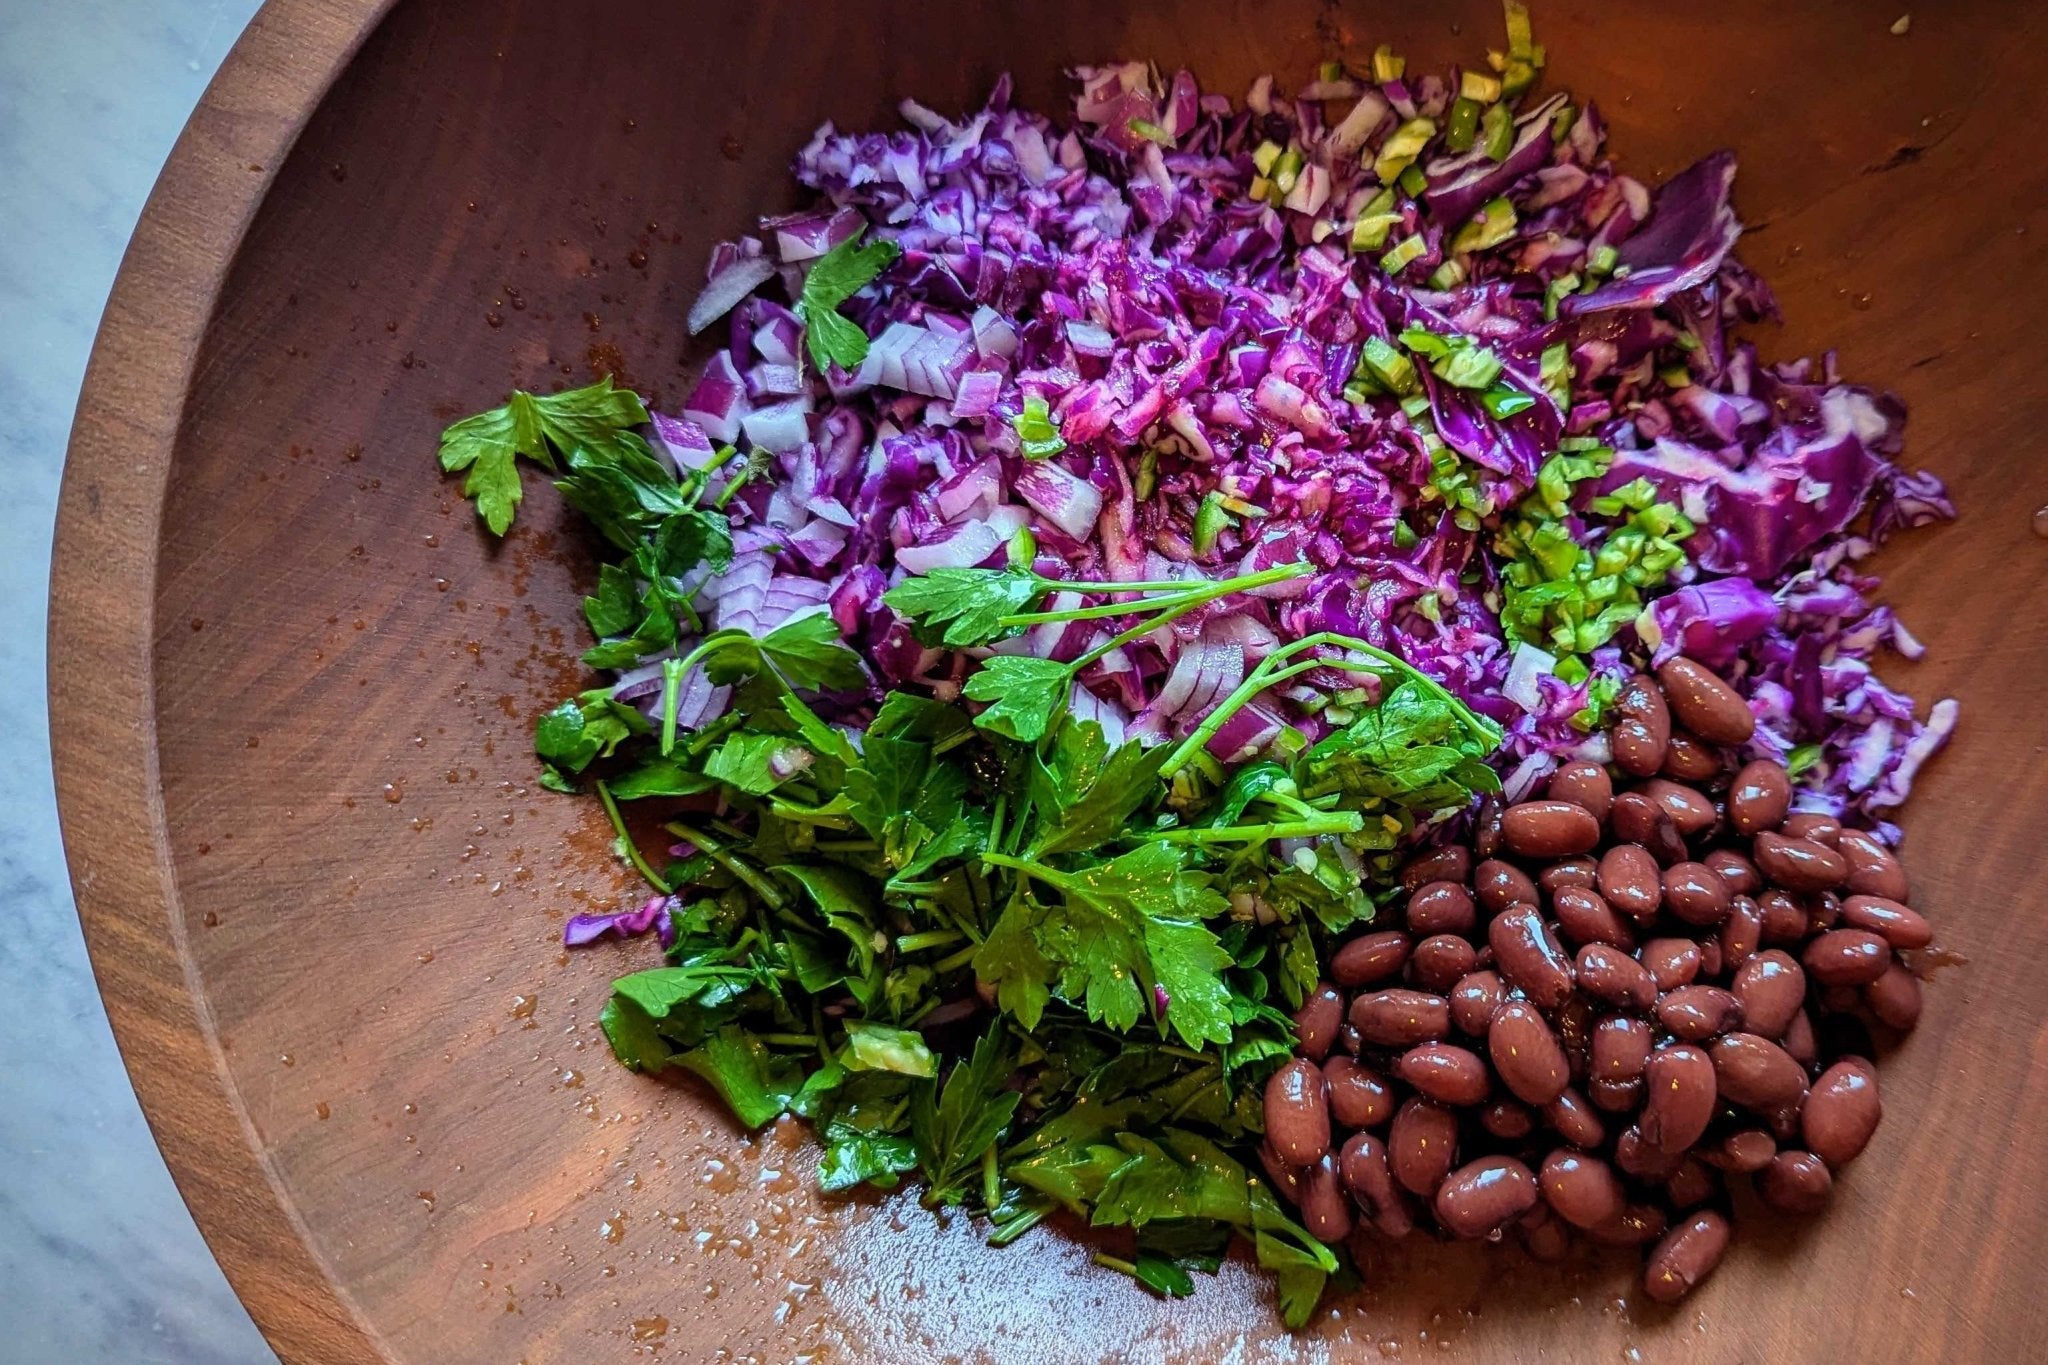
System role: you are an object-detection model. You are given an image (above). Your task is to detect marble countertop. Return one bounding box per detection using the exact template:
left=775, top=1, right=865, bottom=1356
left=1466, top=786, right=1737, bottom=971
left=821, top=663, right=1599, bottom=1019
left=0, top=1, right=274, bottom=1360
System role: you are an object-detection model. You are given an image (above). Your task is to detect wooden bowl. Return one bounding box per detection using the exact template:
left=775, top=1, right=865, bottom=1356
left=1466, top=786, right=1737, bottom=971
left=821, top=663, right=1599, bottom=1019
left=50, top=0, right=2048, bottom=1359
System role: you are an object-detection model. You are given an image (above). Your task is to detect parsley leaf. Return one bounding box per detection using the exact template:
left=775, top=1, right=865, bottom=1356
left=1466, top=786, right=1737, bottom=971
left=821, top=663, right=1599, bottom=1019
left=961, top=655, right=1071, bottom=742
left=757, top=612, right=867, bottom=692
left=702, top=731, right=814, bottom=794
left=882, top=567, right=1045, bottom=648
left=676, top=1025, right=801, bottom=1129
left=534, top=691, right=647, bottom=773
left=796, top=232, right=901, bottom=372
left=438, top=377, right=649, bottom=534
left=911, top=1025, right=1022, bottom=1205
left=844, top=1019, right=938, bottom=1078
left=1028, top=724, right=1168, bottom=857
left=1012, top=393, right=1066, bottom=460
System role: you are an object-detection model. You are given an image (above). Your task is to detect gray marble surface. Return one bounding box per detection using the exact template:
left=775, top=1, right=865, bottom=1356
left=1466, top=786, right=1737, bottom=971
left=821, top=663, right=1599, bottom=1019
left=0, top=1, right=275, bottom=1360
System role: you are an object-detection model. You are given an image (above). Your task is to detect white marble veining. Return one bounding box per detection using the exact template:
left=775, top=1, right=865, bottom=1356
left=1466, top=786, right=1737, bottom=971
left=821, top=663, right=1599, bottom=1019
left=0, top=2, right=274, bottom=1360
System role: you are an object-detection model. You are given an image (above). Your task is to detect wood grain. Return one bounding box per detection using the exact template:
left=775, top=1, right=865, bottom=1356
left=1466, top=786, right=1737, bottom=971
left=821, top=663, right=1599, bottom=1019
left=49, top=0, right=2048, bottom=1361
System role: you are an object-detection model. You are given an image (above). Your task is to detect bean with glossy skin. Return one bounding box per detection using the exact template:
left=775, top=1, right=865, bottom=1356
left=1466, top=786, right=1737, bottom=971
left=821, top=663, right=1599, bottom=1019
left=1407, top=880, right=1477, bottom=937
left=1475, top=858, right=1540, bottom=915
left=1803, top=929, right=1891, bottom=986
left=1866, top=963, right=1924, bottom=1031
left=1698, top=937, right=1725, bottom=978
left=1756, top=890, right=1809, bottom=944
left=1661, top=731, right=1724, bottom=782
left=1838, top=827, right=1910, bottom=900
left=1434, top=1157, right=1539, bottom=1238
left=1663, top=861, right=1733, bottom=926
left=1730, top=950, right=1805, bottom=1038
left=1840, top=894, right=1933, bottom=950
left=1656, top=986, right=1744, bottom=1041
left=1547, top=760, right=1614, bottom=821
left=1720, top=895, right=1763, bottom=970
left=1576, top=944, right=1657, bottom=1011
left=1585, top=1203, right=1669, bottom=1248
left=1553, top=886, right=1635, bottom=950
left=1592, top=1015, right=1653, bottom=1083
left=1258, top=1141, right=1302, bottom=1201
left=1590, top=1077, right=1643, bottom=1113
left=1544, top=1087, right=1606, bottom=1150
left=1332, top=931, right=1413, bottom=987
left=1759, top=1150, right=1833, bottom=1213
left=1783, top=812, right=1843, bottom=845
left=1615, top=1125, right=1688, bottom=1180
left=1704, top=848, right=1762, bottom=897
left=1481, top=1099, right=1535, bottom=1139
left=1598, top=844, right=1664, bottom=919
left=1539, top=857, right=1599, bottom=897
left=1640, top=937, right=1701, bottom=991
left=1338, top=1132, right=1413, bottom=1238
left=1503, top=800, right=1602, bottom=858
left=1804, top=1060, right=1882, bottom=1166
left=1666, top=1159, right=1719, bottom=1211
left=1518, top=1202, right=1574, bottom=1262
left=1264, top=1059, right=1331, bottom=1165
left=1292, top=983, right=1345, bottom=1061
left=1350, top=988, right=1452, bottom=1046
left=1611, top=792, right=1684, bottom=864
left=1489, top=906, right=1574, bottom=1009
left=1641, top=1044, right=1716, bottom=1152
left=1705, top=1129, right=1777, bottom=1173
left=1644, top=1210, right=1732, bottom=1303
left=1728, top=760, right=1792, bottom=836
left=1400, top=844, right=1472, bottom=893
left=1396, top=1043, right=1491, bottom=1106
left=1323, top=1056, right=1396, bottom=1129
left=1296, top=1153, right=1352, bottom=1242
left=1410, top=934, right=1478, bottom=993
left=1754, top=831, right=1848, bottom=892
left=1641, top=779, right=1716, bottom=837
left=1806, top=890, right=1842, bottom=936
left=1389, top=1098, right=1459, bottom=1197
left=1712, top=1032, right=1810, bottom=1110
left=1538, top=1151, right=1625, bottom=1229
left=1612, top=718, right=1669, bottom=777
left=1488, top=1001, right=1569, bottom=1105
left=1782, top=1010, right=1818, bottom=1067
left=1472, top=795, right=1504, bottom=861
left=1449, top=971, right=1506, bottom=1036
left=1658, top=658, right=1756, bottom=743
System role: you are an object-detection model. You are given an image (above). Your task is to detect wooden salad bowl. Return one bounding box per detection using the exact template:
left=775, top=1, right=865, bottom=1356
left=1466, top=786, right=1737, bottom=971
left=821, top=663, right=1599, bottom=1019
left=49, top=0, right=2048, bottom=1359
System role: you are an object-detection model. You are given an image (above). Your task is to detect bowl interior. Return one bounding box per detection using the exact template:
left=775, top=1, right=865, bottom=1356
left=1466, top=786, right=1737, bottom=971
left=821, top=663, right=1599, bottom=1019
left=88, top=0, right=2048, bottom=1359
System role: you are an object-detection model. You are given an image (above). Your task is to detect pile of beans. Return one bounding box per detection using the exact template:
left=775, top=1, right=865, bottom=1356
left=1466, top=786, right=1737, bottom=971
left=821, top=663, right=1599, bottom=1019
left=1263, top=658, right=1926, bottom=1304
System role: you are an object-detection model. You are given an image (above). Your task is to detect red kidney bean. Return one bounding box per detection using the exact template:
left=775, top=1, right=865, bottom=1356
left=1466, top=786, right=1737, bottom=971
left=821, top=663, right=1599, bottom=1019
left=1759, top=1150, right=1833, bottom=1214
left=1575, top=944, right=1657, bottom=1012
left=1639, top=937, right=1701, bottom=991
left=1839, top=894, right=1932, bottom=950
left=1410, top=934, right=1478, bottom=993
left=1547, top=760, right=1614, bottom=821
left=1585, top=1203, right=1669, bottom=1248
left=1720, top=895, right=1763, bottom=970
left=1658, top=658, right=1756, bottom=744
left=1641, top=1043, right=1716, bottom=1151
left=1865, top=963, right=1924, bottom=1032
left=1332, top=931, right=1413, bottom=987
left=1400, top=844, right=1472, bottom=893
left=1818, top=983, right=1863, bottom=1015
left=1589, top=1077, right=1643, bottom=1112
left=1661, top=731, right=1724, bottom=783
left=1481, top=1099, right=1535, bottom=1140
left=1656, top=986, right=1744, bottom=1041
left=1727, top=759, right=1792, bottom=836
left=1543, top=1087, right=1605, bottom=1150
left=1706, top=1128, right=1777, bottom=1174
left=1782, top=812, right=1843, bottom=846
left=1473, top=794, right=1505, bottom=861
left=1597, top=844, right=1664, bottom=920
left=1640, top=779, right=1717, bottom=837
left=1712, top=1032, right=1810, bottom=1110
left=1338, top=1132, right=1413, bottom=1238
left=1292, top=982, right=1345, bottom=1061
left=1323, top=1055, right=1396, bottom=1130
left=1806, top=890, right=1843, bottom=936
left=1754, top=831, right=1848, bottom=892
left=1258, top=1140, right=1303, bottom=1200
left=1756, top=890, right=1809, bottom=945
left=1488, top=1001, right=1570, bottom=1105
left=1337, top=1022, right=1363, bottom=1056
left=1644, top=1210, right=1732, bottom=1303
left=1538, top=1150, right=1625, bottom=1229
left=1698, top=937, right=1725, bottom=978
left=1665, top=1157, right=1719, bottom=1210
left=1350, top=988, right=1451, bottom=1047
left=1474, top=859, right=1539, bottom=915
left=1434, top=1157, right=1538, bottom=1238
left=1407, top=880, right=1477, bottom=937
left=1555, top=994, right=1595, bottom=1067
left=1539, top=857, right=1599, bottom=897
left=1615, top=1125, right=1688, bottom=1180
left=1297, top=1152, right=1352, bottom=1242
left=1264, top=1059, right=1331, bottom=1165
left=1518, top=1202, right=1574, bottom=1262
left=1609, top=792, right=1681, bottom=864
left=1837, top=827, right=1909, bottom=901
left=1503, top=800, right=1603, bottom=859
left=1611, top=718, right=1667, bottom=778
left=1802, top=929, right=1891, bottom=986
left=1389, top=1098, right=1458, bottom=1197
left=1489, top=906, right=1575, bottom=1009
left=1703, top=848, right=1762, bottom=897
left=1449, top=970, right=1506, bottom=1036
left=1782, top=1010, right=1818, bottom=1068
left=1592, top=1015, right=1653, bottom=1083
left=1662, top=861, right=1733, bottom=927
left=1396, top=1043, right=1491, bottom=1106
left=1615, top=673, right=1672, bottom=744
left=1730, top=950, right=1806, bottom=1039
left=1553, top=886, right=1635, bottom=951
left=1803, top=1060, right=1882, bottom=1166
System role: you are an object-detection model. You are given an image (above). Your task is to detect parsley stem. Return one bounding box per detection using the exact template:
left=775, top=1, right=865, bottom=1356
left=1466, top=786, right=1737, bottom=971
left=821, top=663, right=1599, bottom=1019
left=1001, top=561, right=1312, bottom=631
left=1067, top=563, right=1313, bottom=677
left=712, top=468, right=756, bottom=510
left=1143, top=813, right=1364, bottom=843
left=682, top=444, right=741, bottom=505
left=659, top=656, right=685, bottom=755
left=1092, top=1252, right=1140, bottom=1276
left=976, top=851, right=1067, bottom=891
left=666, top=821, right=785, bottom=910
left=594, top=779, right=673, bottom=893
left=981, top=1144, right=1002, bottom=1213
left=758, top=1032, right=818, bottom=1048
left=932, top=942, right=980, bottom=974
left=896, top=930, right=962, bottom=953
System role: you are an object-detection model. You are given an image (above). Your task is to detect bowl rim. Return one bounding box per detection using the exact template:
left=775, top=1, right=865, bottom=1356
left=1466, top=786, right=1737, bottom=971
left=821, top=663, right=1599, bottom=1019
left=47, top=0, right=400, bottom=1358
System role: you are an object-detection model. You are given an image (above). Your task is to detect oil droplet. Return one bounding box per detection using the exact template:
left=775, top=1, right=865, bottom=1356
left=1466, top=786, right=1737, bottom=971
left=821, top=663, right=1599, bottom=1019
left=600, top=1212, right=627, bottom=1243
left=423, top=533, right=439, bottom=548
left=417, top=1190, right=437, bottom=1211
left=511, top=994, right=538, bottom=1019
left=315, top=1102, right=331, bottom=1120
left=417, top=950, right=435, bottom=965
left=632, top=1316, right=669, bottom=1341
left=562, top=1069, right=585, bottom=1088
left=2032, top=505, right=2048, bottom=539
left=202, top=911, right=220, bottom=927
left=627, top=249, right=649, bottom=269
left=189, top=617, right=204, bottom=631
left=279, top=1054, right=295, bottom=1067
left=383, top=782, right=404, bottom=804
left=485, top=312, right=503, bottom=328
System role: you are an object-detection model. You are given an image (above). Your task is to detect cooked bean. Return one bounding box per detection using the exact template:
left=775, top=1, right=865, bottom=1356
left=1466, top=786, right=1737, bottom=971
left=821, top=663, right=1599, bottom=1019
left=1658, top=658, right=1755, bottom=744
left=1584, top=1202, right=1669, bottom=1248
left=1539, top=857, right=1599, bottom=897
left=1332, top=930, right=1413, bottom=987
left=1837, top=828, right=1909, bottom=901
left=1323, top=1055, right=1396, bottom=1129
left=1400, top=844, right=1472, bottom=893
left=1396, top=1043, right=1491, bottom=1106
left=1705, top=1128, right=1776, bottom=1173
left=1503, top=800, right=1602, bottom=858
left=1612, top=718, right=1670, bottom=778
left=1644, top=1210, right=1732, bottom=1303
left=1518, top=1201, right=1574, bottom=1262
left=1730, top=950, right=1806, bottom=1038
left=1543, top=1087, right=1605, bottom=1150
left=1803, top=929, right=1891, bottom=986
left=1598, top=844, right=1664, bottom=920
left=1589, top=1077, right=1643, bottom=1112
left=1292, top=982, right=1345, bottom=1061
left=1754, top=831, right=1848, bottom=892
left=1547, top=760, right=1614, bottom=821
left=1488, top=1001, right=1570, bottom=1105
left=1592, top=1015, right=1654, bottom=1083
left=1804, top=1060, right=1882, bottom=1166
left=1726, top=760, right=1793, bottom=838
left=1661, top=731, right=1724, bottom=782
left=1555, top=994, right=1595, bottom=1063
left=1756, top=889, right=1810, bottom=945
left=1641, top=1043, right=1716, bottom=1151
left=1264, top=1059, right=1331, bottom=1165
left=1337, top=1022, right=1363, bottom=1056
left=1389, top=1098, right=1458, bottom=1197
left=1449, top=970, right=1506, bottom=1036
left=1610, top=791, right=1688, bottom=865
left=1481, top=1099, right=1535, bottom=1139
left=1576, top=944, right=1658, bottom=1011
left=1703, top=847, right=1762, bottom=897
left=1474, top=858, right=1540, bottom=915
left=1258, top=1140, right=1302, bottom=1199
left=1865, top=963, right=1924, bottom=1031
left=1538, top=1150, right=1625, bottom=1229
left=1698, top=936, right=1725, bottom=978
left=1553, top=886, right=1635, bottom=951
left=1759, top=1150, right=1833, bottom=1213
left=1297, top=1152, right=1353, bottom=1242
left=1407, top=880, right=1477, bottom=937
left=1434, top=1157, right=1539, bottom=1238
left=1712, top=1032, right=1809, bottom=1110
left=1489, top=906, right=1575, bottom=1008
left=1819, top=983, right=1863, bottom=1015
left=1782, top=812, right=1843, bottom=846
left=1410, top=934, right=1478, bottom=993
left=1640, top=778, right=1717, bottom=837
left=1615, top=1125, right=1687, bottom=1180
left=1839, top=894, right=1932, bottom=950
left=1656, top=985, right=1744, bottom=1041
left=1663, top=861, right=1733, bottom=926
left=1338, top=1132, right=1413, bottom=1238
left=1782, top=1010, right=1818, bottom=1067
left=1664, top=1157, right=1719, bottom=1210
left=1473, top=794, right=1505, bottom=861
left=1640, top=937, right=1701, bottom=991
left=1350, top=988, right=1451, bottom=1046
left=1807, top=890, right=1842, bottom=935
left=1720, top=895, right=1763, bottom=970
